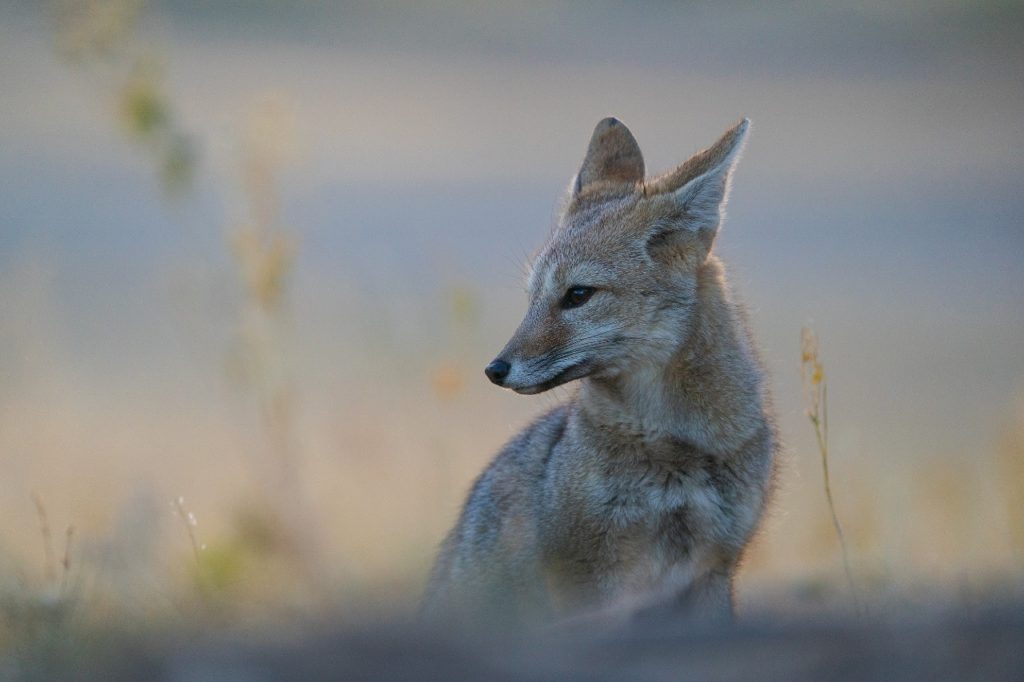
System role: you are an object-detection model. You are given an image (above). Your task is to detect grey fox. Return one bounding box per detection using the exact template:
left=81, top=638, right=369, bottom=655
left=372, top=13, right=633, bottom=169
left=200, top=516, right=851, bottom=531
left=422, top=117, right=777, bottom=629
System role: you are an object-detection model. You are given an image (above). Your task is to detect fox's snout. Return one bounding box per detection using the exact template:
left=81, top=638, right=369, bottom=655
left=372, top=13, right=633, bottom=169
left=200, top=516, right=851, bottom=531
left=484, top=358, right=511, bottom=386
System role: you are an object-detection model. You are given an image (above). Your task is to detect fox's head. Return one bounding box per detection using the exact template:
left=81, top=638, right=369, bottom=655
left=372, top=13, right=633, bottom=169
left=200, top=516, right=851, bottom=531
left=485, top=117, right=749, bottom=393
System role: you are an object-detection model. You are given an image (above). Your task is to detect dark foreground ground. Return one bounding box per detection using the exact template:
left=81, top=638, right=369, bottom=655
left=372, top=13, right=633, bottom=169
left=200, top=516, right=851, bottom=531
left=12, top=604, right=1024, bottom=681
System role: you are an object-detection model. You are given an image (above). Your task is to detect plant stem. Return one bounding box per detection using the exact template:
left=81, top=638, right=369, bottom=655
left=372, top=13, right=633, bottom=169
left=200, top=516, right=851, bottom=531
left=810, top=385, right=860, bottom=613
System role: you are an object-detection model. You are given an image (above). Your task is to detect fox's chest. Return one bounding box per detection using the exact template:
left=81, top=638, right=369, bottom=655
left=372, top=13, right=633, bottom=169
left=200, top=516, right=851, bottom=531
left=601, top=461, right=731, bottom=553
left=551, top=453, right=734, bottom=556
left=542, top=460, right=730, bottom=605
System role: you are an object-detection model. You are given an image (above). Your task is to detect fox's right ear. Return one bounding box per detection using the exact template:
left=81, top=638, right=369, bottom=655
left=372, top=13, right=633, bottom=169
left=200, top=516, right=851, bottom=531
left=571, top=117, right=645, bottom=196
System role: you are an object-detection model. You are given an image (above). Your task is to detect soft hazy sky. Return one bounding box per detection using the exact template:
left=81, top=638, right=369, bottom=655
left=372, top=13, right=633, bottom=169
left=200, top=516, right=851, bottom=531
left=2, top=0, right=1022, bottom=473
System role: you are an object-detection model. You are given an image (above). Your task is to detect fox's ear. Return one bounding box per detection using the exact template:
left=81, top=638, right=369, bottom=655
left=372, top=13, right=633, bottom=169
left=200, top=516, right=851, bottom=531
left=644, top=118, right=749, bottom=261
left=572, top=117, right=645, bottom=195
left=644, top=118, right=749, bottom=199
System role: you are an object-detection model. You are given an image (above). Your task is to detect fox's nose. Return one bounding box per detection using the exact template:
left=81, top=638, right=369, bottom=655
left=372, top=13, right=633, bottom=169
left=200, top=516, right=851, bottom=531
left=484, top=359, right=511, bottom=386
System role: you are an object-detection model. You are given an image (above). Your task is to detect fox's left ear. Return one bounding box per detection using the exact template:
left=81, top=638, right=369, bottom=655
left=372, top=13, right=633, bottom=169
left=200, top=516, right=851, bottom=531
left=643, top=118, right=749, bottom=260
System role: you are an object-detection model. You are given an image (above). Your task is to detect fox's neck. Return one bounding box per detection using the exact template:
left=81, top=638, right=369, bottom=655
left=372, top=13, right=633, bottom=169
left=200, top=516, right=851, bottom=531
left=579, top=257, right=765, bottom=456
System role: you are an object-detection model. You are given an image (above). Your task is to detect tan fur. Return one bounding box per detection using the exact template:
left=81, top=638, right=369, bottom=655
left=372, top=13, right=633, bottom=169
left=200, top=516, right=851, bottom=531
left=422, top=118, right=777, bottom=631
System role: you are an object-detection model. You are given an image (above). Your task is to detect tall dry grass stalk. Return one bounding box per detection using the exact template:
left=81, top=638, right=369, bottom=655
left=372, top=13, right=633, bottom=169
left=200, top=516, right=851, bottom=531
left=53, top=1, right=324, bottom=593
left=59, top=525, right=75, bottom=597
left=29, top=494, right=76, bottom=601
left=31, top=493, right=56, bottom=586
left=225, top=99, right=330, bottom=589
left=172, top=496, right=203, bottom=568
left=801, top=326, right=859, bottom=611
left=229, top=97, right=300, bottom=495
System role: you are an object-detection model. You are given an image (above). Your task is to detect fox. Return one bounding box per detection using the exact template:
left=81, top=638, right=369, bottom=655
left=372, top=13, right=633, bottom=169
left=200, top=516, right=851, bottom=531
left=421, top=117, right=777, bottom=629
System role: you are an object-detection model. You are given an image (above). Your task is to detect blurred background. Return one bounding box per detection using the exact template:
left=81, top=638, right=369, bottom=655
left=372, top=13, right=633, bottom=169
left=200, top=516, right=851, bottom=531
left=1, top=0, right=1022, bottom=636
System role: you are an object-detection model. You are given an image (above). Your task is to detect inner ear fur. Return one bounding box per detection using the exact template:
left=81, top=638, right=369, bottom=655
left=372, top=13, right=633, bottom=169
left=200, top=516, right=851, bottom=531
left=642, top=196, right=717, bottom=265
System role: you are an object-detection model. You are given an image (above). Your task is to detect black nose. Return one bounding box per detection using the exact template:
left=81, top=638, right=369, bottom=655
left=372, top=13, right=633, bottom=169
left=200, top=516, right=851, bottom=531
left=484, top=359, right=511, bottom=385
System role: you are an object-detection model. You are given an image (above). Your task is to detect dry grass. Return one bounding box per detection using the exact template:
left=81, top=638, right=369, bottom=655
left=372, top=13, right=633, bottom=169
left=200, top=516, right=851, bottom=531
left=800, top=326, right=859, bottom=612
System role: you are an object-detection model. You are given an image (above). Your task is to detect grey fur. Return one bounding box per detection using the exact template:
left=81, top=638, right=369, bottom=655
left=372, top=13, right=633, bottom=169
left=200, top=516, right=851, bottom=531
left=422, top=118, right=777, bottom=630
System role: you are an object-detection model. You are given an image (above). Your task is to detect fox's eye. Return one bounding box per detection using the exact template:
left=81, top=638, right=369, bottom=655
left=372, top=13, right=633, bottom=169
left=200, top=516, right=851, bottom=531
left=561, top=286, right=596, bottom=309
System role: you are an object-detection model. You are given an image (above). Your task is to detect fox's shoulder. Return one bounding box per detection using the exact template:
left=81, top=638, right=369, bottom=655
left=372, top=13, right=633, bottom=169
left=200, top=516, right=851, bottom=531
left=450, top=404, right=570, bottom=554
left=460, top=404, right=568, bottom=509
left=483, top=403, right=570, bottom=481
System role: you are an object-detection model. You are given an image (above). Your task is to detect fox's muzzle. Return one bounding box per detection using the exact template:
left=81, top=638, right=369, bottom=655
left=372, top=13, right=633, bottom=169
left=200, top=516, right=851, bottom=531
left=485, top=304, right=589, bottom=393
